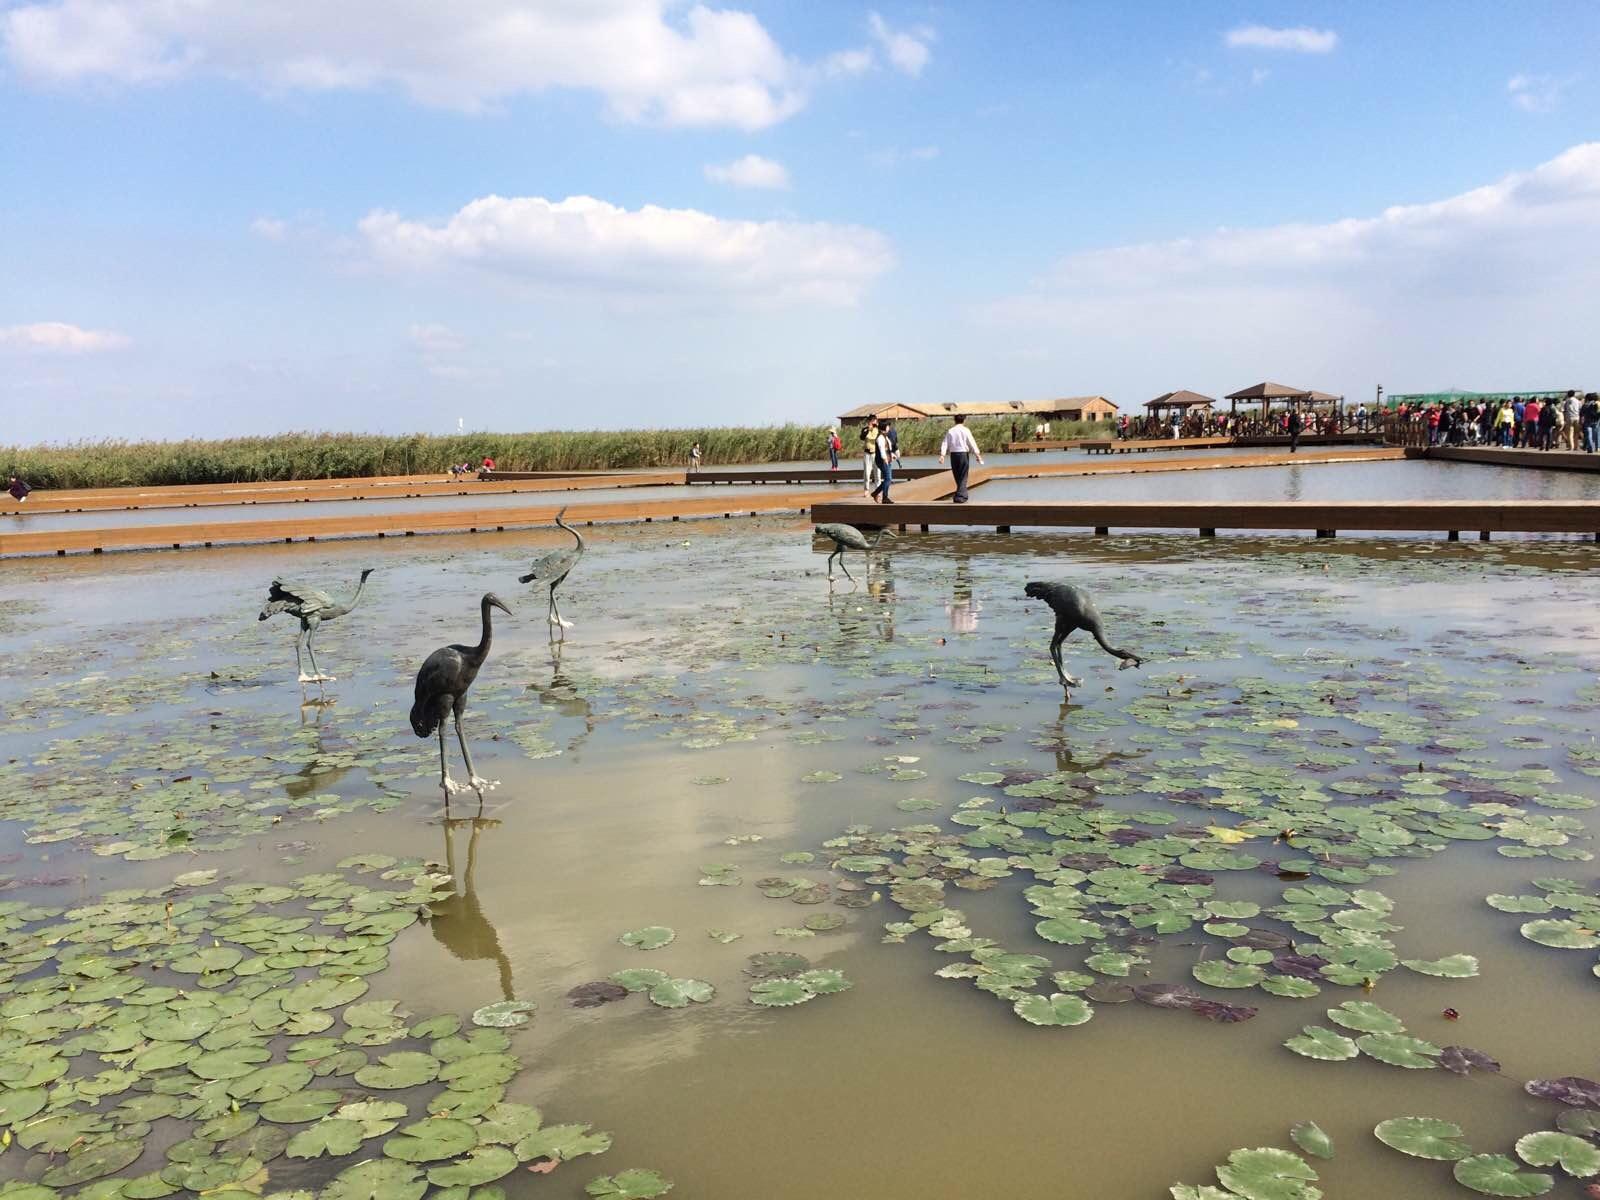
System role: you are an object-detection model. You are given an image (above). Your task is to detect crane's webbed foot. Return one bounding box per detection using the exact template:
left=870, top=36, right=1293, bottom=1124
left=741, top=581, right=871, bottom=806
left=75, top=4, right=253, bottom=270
left=298, top=673, right=317, bottom=684
left=1058, top=671, right=1082, bottom=689
left=440, top=775, right=466, bottom=796
left=1117, top=657, right=1140, bottom=671
left=310, top=673, right=337, bottom=682
left=549, top=617, right=574, bottom=629
left=468, top=775, right=498, bottom=793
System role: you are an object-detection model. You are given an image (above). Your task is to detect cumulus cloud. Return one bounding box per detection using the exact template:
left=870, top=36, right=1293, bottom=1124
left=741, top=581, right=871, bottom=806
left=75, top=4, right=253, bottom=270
left=1507, top=73, right=1568, bottom=113
left=249, top=216, right=288, bottom=240
left=704, top=153, right=790, bottom=189
left=2, top=0, right=829, bottom=128
left=408, top=323, right=465, bottom=354
left=358, top=194, right=893, bottom=307
left=980, top=143, right=1600, bottom=394
left=1225, top=25, right=1338, bottom=53
left=0, top=321, right=131, bottom=352
left=868, top=11, right=934, bottom=76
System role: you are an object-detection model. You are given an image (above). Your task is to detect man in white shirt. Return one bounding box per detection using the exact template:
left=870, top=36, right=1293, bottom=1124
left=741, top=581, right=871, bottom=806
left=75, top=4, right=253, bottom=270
left=938, top=415, right=985, bottom=503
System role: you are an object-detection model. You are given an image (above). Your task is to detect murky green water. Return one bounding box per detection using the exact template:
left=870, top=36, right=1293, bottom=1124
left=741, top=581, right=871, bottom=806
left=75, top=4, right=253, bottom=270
left=1, top=521, right=1598, bottom=1200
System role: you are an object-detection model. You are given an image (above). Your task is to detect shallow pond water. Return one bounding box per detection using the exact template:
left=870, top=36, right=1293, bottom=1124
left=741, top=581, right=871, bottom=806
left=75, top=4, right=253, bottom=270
left=1, top=521, right=1598, bottom=1200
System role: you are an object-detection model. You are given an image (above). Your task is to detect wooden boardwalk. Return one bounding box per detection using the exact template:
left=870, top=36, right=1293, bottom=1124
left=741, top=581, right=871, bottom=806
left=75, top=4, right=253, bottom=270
left=1420, top=447, right=1600, bottom=473
left=1083, top=437, right=1230, bottom=454
left=810, top=498, right=1600, bottom=539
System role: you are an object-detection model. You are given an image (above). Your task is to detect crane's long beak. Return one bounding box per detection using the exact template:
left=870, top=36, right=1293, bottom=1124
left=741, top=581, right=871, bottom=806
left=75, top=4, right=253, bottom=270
left=492, top=598, right=513, bottom=616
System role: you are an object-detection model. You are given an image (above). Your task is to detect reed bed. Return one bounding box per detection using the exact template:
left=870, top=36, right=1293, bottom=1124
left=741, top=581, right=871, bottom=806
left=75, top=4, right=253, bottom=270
left=3, top=421, right=1106, bottom=489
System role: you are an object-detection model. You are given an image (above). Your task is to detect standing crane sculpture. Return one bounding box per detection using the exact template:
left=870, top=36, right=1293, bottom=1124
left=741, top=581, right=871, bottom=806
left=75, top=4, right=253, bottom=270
left=519, top=508, right=585, bottom=633
left=258, top=568, right=374, bottom=686
left=815, top=523, right=895, bottom=582
left=1024, top=581, right=1143, bottom=696
left=410, top=593, right=513, bottom=797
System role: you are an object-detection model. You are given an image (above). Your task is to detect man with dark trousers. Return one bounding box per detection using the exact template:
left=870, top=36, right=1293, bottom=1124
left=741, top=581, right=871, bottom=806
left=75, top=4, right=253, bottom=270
left=938, top=415, right=985, bottom=503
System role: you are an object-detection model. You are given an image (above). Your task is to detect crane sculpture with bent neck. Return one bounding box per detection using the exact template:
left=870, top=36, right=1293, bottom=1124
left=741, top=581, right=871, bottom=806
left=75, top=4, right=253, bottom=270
left=258, top=568, right=374, bottom=690
left=410, top=592, right=512, bottom=800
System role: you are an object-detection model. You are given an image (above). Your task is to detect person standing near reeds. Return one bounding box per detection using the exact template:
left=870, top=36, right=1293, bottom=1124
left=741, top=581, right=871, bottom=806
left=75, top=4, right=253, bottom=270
left=689, top=442, right=702, bottom=473
left=861, top=417, right=880, bottom=497
left=939, top=415, right=984, bottom=504
left=870, top=420, right=895, bottom=504
left=826, top=428, right=841, bottom=471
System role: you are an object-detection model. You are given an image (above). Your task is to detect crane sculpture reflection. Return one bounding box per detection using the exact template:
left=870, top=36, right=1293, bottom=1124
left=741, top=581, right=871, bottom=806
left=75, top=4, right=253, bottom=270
left=1024, top=581, right=1142, bottom=697
left=410, top=593, right=512, bottom=797
left=519, top=508, right=585, bottom=633
left=815, top=522, right=894, bottom=581
left=258, top=568, right=373, bottom=685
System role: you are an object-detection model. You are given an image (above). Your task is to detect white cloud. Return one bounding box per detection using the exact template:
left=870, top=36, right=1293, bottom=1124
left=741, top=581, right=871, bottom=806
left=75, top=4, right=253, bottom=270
left=358, top=193, right=893, bottom=307
left=1, top=0, right=829, bottom=128
left=704, top=153, right=791, bottom=189
left=869, top=144, right=939, bottom=167
left=408, top=323, right=465, bottom=354
left=980, top=143, right=1600, bottom=395
left=868, top=11, right=934, bottom=77
left=1225, top=25, right=1338, bottom=53
left=0, top=321, right=131, bottom=352
left=822, top=47, right=873, bottom=78
left=1507, top=73, right=1568, bottom=113
left=249, top=216, right=288, bottom=240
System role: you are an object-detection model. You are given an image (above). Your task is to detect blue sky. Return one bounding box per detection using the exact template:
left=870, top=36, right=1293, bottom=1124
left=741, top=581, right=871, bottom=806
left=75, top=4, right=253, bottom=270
left=3, top=1, right=1597, bottom=442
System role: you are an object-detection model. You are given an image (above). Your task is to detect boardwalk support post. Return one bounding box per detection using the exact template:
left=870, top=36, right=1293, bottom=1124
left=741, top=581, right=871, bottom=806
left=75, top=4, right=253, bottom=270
left=1447, top=531, right=1459, bottom=541
left=1199, top=528, right=1216, bottom=537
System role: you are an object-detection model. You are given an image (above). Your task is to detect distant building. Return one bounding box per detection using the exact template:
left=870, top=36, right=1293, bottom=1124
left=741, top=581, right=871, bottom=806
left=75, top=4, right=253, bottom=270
left=836, top=396, right=1118, bottom=430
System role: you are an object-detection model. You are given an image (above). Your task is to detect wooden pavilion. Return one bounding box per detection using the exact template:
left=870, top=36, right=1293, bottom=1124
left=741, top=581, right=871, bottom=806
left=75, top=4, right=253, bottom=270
left=836, top=396, right=1118, bottom=430
left=1145, top=390, right=1217, bottom=421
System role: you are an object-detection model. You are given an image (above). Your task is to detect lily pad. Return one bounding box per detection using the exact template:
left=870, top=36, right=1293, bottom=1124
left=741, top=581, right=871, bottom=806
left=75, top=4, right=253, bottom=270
left=619, top=927, right=675, bottom=951
left=1520, top=919, right=1600, bottom=949
left=322, top=1158, right=427, bottom=1200
left=1452, top=1154, right=1553, bottom=1196
left=39, top=1138, right=143, bottom=1186
left=1401, top=954, right=1479, bottom=978
left=354, top=1051, right=441, bottom=1090
left=1284, top=1026, right=1358, bottom=1061
left=647, top=979, right=715, bottom=1009
left=1013, top=993, right=1093, bottom=1027
left=569, top=982, right=629, bottom=1008
left=287, top=1118, right=365, bottom=1159
left=1357, top=1032, right=1441, bottom=1069
left=1290, top=1121, right=1334, bottom=1161
left=750, top=978, right=814, bottom=1007
left=608, top=969, right=670, bottom=993
left=384, top=1118, right=479, bottom=1163
left=1374, top=1116, right=1472, bottom=1160
left=1514, top=1131, right=1600, bottom=1177
left=471, top=1001, right=535, bottom=1028
left=425, top=1146, right=519, bottom=1188
left=1214, top=1147, right=1318, bottom=1200
left=1326, top=1000, right=1405, bottom=1035
left=744, top=951, right=810, bottom=979
left=586, top=1168, right=674, bottom=1198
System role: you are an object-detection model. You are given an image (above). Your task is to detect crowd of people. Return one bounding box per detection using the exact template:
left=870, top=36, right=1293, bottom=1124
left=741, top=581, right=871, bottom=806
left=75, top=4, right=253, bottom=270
left=1392, top=392, right=1600, bottom=451
left=1114, top=406, right=1365, bottom=441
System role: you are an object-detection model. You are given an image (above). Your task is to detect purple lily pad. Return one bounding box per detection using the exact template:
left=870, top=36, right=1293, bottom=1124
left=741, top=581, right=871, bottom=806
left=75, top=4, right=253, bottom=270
left=1272, top=954, right=1330, bottom=980
left=1527, top=1078, right=1600, bottom=1108
left=1438, top=1046, right=1501, bottom=1077
left=1133, top=982, right=1204, bottom=1010
left=1236, top=929, right=1291, bottom=950
left=567, top=981, right=628, bottom=1009
left=1190, top=1000, right=1258, bottom=1023
left=1084, top=981, right=1134, bottom=1004
left=1161, top=867, right=1215, bottom=886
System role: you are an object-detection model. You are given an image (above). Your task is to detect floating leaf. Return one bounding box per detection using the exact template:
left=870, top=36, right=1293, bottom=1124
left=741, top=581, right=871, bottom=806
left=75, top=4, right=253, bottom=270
left=568, top=982, right=629, bottom=1008
left=647, top=979, right=714, bottom=1009
left=1452, top=1154, right=1553, bottom=1196
left=471, top=1001, right=535, bottom=1028
left=619, top=927, right=675, bottom=951
left=1013, top=993, right=1093, bottom=1027
left=1357, top=1032, right=1441, bottom=1069
left=354, top=1051, right=441, bottom=1090
left=1192, top=960, right=1265, bottom=989
left=1214, top=1147, right=1319, bottom=1200
left=39, top=1138, right=142, bottom=1186
left=1326, top=1000, right=1405, bottom=1035
left=1439, top=1046, right=1501, bottom=1077
left=287, top=1119, right=365, bottom=1159
left=1526, top=1078, right=1600, bottom=1108
left=1290, top=1121, right=1334, bottom=1161
left=1520, top=919, right=1600, bottom=949
left=385, top=1118, right=479, bottom=1163
left=795, top=969, right=851, bottom=996
left=585, top=1168, right=674, bottom=1198
left=1374, top=1116, right=1472, bottom=1160
left=744, top=952, right=810, bottom=979
left=322, top=1158, right=427, bottom=1200
left=1401, top=954, right=1479, bottom=978
left=425, top=1147, right=518, bottom=1188
left=608, top=969, right=669, bottom=994
left=750, top=979, right=814, bottom=1007
left=1284, top=1026, right=1358, bottom=1061
left=1515, top=1131, right=1600, bottom=1177
left=514, top=1123, right=612, bottom=1162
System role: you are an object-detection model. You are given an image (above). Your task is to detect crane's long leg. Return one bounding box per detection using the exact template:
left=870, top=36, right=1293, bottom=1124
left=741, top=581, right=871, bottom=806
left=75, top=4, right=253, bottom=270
left=1050, top=629, right=1082, bottom=691
left=295, top=630, right=312, bottom=684
left=550, top=577, right=573, bottom=630
left=305, top=626, right=334, bottom=683
left=455, top=706, right=491, bottom=793
left=437, top=723, right=462, bottom=795
left=837, top=550, right=854, bottom=582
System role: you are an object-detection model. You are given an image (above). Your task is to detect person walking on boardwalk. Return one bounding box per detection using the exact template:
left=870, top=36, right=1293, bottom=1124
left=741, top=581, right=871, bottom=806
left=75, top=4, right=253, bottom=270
left=1497, top=399, right=1516, bottom=446
left=939, top=415, right=985, bottom=504
left=1538, top=396, right=1557, bottom=451
left=689, top=442, right=702, bottom=473
left=6, top=473, right=30, bottom=503
left=1581, top=393, right=1600, bottom=454
left=870, top=419, right=896, bottom=504
left=827, top=428, right=841, bottom=471
left=1562, top=391, right=1582, bottom=451
left=1287, top=406, right=1304, bottom=453
left=861, top=416, right=880, bottom=497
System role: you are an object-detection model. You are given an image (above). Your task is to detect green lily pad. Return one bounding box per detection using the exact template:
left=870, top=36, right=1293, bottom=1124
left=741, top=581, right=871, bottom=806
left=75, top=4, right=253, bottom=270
left=321, top=1158, right=427, bottom=1200
left=334, top=1101, right=409, bottom=1137
left=471, top=1001, right=535, bottom=1028
left=1013, top=993, right=1093, bottom=1027
left=1193, top=960, right=1265, bottom=989
left=1374, top=1116, right=1472, bottom=1160
left=39, top=1138, right=143, bottom=1186
left=586, top=1168, right=674, bottom=1198
left=287, top=1118, right=365, bottom=1159
left=1284, top=1026, right=1358, bottom=1061
left=1261, top=976, right=1320, bottom=999
left=384, top=1118, right=478, bottom=1163
left=1401, top=955, right=1479, bottom=978
left=259, top=1090, right=344, bottom=1123
left=1326, top=1001, right=1405, bottom=1035
left=749, top=979, right=814, bottom=1007
left=1357, top=1033, right=1441, bottom=1069
left=1453, top=1154, right=1553, bottom=1196
left=280, top=976, right=368, bottom=1013
left=608, top=968, right=670, bottom=993
left=619, top=927, right=675, bottom=951
left=647, top=979, right=715, bottom=1009
left=1515, top=1131, right=1600, bottom=1177
left=425, top=1147, right=519, bottom=1188
left=795, top=969, right=851, bottom=995
left=354, top=1051, right=441, bottom=1090
left=1214, top=1147, right=1319, bottom=1200
left=1290, top=1121, right=1333, bottom=1161
left=1520, top=919, right=1600, bottom=949
left=514, top=1123, right=612, bottom=1162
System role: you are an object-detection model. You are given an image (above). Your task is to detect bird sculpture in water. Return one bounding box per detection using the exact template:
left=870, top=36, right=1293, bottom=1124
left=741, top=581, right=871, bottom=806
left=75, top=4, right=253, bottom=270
left=1024, top=581, right=1142, bottom=695
left=410, top=593, right=512, bottom=797
left=814, top=522, right=895, bottom=581
left=519, top=508, right=585, bottom=632
left=258, top=569, right=374, bottom=685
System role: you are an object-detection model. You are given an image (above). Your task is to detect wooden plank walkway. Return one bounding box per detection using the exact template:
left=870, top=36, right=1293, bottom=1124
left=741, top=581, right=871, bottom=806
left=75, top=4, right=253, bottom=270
left=688, top=466, right=941, bottom=485
left=1002, top=439, right=1110, bottom=453
left=1420, top=447, right=1600, bottom=473
left=0, top=470, right=688, bottom=515
left=809, top=499, right=1600, bottom=539
left=1084, top=437, right=1231, bottom=455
